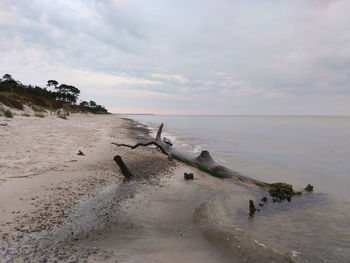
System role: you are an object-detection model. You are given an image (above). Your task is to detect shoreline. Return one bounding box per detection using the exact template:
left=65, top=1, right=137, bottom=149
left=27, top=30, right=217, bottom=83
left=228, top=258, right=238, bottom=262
left=0, top=113, right=298, bottom=262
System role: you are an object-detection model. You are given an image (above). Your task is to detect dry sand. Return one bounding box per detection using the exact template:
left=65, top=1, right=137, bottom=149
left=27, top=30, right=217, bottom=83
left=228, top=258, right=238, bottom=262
left=0, top=112, right=235, bottom=262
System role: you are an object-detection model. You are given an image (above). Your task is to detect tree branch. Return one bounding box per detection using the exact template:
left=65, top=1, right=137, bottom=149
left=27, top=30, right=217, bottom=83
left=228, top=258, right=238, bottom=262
left=111, top=141, right=170, bottom=156
left=156, top=123, right=163, bottom=141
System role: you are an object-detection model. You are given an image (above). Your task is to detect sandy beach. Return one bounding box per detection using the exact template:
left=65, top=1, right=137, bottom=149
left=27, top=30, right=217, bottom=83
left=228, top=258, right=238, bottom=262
left=0, top=113, right=242, bottom=262
left=1, top=112, right=311, bottom=263
left=0, top=113, right=170, bottom=261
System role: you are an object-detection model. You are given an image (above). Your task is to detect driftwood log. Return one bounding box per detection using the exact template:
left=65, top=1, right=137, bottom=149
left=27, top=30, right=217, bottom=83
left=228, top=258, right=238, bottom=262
left=112, top=123, right=308, bottom=200
left=113, top=155, right=134, bottom=179
left=113, top=123, right=265, bottom=185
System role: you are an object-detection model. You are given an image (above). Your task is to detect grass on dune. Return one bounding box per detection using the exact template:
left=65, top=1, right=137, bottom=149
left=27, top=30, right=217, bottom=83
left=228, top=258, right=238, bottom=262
left=34, top=112, right=45, bottom=118
left=0, top=107, right=14, bottom=118
left=31, top=105, right=46, bottom=113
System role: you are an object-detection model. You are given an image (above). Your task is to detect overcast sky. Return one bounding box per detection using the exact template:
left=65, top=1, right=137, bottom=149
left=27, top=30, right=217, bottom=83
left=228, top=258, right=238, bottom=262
left=1, top=0, right=349, bottom=115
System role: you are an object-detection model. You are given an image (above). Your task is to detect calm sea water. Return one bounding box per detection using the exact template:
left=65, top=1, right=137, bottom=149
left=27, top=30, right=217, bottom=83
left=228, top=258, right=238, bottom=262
left=124, top=115, right=350, bottom=262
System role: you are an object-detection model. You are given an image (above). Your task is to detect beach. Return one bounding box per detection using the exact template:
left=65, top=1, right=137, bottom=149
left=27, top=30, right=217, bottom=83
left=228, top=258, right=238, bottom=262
left=1, top=113, right=349, bottom=262
left=0, top=113, right=253, bottom=262
left=2, top=1, right=349, bottom=262
left=0, top=113, right=179, bottom=262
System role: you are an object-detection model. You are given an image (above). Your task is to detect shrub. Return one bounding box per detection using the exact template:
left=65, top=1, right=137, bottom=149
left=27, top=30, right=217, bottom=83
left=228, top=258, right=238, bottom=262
left=58, top=114, right=67, bottom=120
left=3, top=109, right=14, bottom=118
left=69, top=107, right=80, bottom=113
left=31, top=105, right=46, bottom=113
left=34, top=112, right=45, bottom=118
left=21, top=113, right=31, bottom=117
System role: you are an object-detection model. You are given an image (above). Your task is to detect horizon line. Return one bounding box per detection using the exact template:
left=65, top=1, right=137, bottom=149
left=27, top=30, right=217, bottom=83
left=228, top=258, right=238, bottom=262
left=113, top=113, right=350, bottom=117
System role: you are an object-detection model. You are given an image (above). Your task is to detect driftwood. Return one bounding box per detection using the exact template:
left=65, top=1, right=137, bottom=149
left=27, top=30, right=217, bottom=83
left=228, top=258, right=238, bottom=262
left=112, top=123, right=308, bottom=200
left=113, top=155, right=134, bottom=179
left=249, top=200, right=256, bottom=217
left=112, top=123, right=266, bottom=186
left=184, top=172, right=194, bottom=180
left=77, top=150, right=85, bottom=156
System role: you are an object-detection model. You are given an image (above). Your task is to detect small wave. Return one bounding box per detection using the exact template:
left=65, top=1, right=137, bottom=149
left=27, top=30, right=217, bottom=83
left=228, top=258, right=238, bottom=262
left=162, top=133, right=177, bottom=142
left=215, top=158, right=227, bottom=163
left=292, top=250, right=301, bottom=258
left=193, top=145, right=203, bottom=153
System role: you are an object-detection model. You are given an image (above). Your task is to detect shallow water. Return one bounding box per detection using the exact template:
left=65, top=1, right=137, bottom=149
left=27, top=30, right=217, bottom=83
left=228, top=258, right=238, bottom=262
left=124, top=115, right=350, bottom=262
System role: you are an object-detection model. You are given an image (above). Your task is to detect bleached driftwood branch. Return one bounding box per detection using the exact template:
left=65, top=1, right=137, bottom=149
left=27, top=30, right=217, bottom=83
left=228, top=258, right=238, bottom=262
left=112, top=123, right=313, bottom=208
left=112, top=123, right=267, bottom=187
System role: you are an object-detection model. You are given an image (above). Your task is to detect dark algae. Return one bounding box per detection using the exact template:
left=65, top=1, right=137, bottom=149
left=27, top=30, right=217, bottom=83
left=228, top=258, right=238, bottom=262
left=304, top=184, right=314, bottom=192
left=261, top=196, right=268, bottom=202
left=267, top=182, right=296, bottom=202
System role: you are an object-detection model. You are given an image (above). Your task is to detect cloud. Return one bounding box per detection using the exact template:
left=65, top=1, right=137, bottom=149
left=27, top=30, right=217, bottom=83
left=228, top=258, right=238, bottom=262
left=151, top=73, right=188, bottom=84
left=69, top=70, right=162, bottom=87
left=262, top=92, right=293, bottom=99
left=0, top=0, right=350, bottom=114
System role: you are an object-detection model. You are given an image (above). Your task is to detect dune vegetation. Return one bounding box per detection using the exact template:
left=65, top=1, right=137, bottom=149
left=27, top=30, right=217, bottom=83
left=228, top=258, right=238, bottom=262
left=0, top=73, right=109, bottom=115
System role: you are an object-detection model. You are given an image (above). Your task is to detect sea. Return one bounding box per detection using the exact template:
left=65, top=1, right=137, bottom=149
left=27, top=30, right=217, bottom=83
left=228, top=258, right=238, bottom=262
left=124, top=114, right=350, bottom=262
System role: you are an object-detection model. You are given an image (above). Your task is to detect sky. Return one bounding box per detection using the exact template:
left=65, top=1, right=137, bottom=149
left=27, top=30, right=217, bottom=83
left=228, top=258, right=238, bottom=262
left=0, top=0, right=349, bottom=115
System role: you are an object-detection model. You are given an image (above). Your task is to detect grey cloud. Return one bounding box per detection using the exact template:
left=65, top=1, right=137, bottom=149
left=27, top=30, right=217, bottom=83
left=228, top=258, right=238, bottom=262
left=0, top=0, right=349, bottom=114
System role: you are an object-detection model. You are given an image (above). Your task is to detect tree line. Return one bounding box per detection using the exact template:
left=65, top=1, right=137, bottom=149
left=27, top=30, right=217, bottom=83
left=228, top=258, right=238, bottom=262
left=0, top=74, right=108, bottom=113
